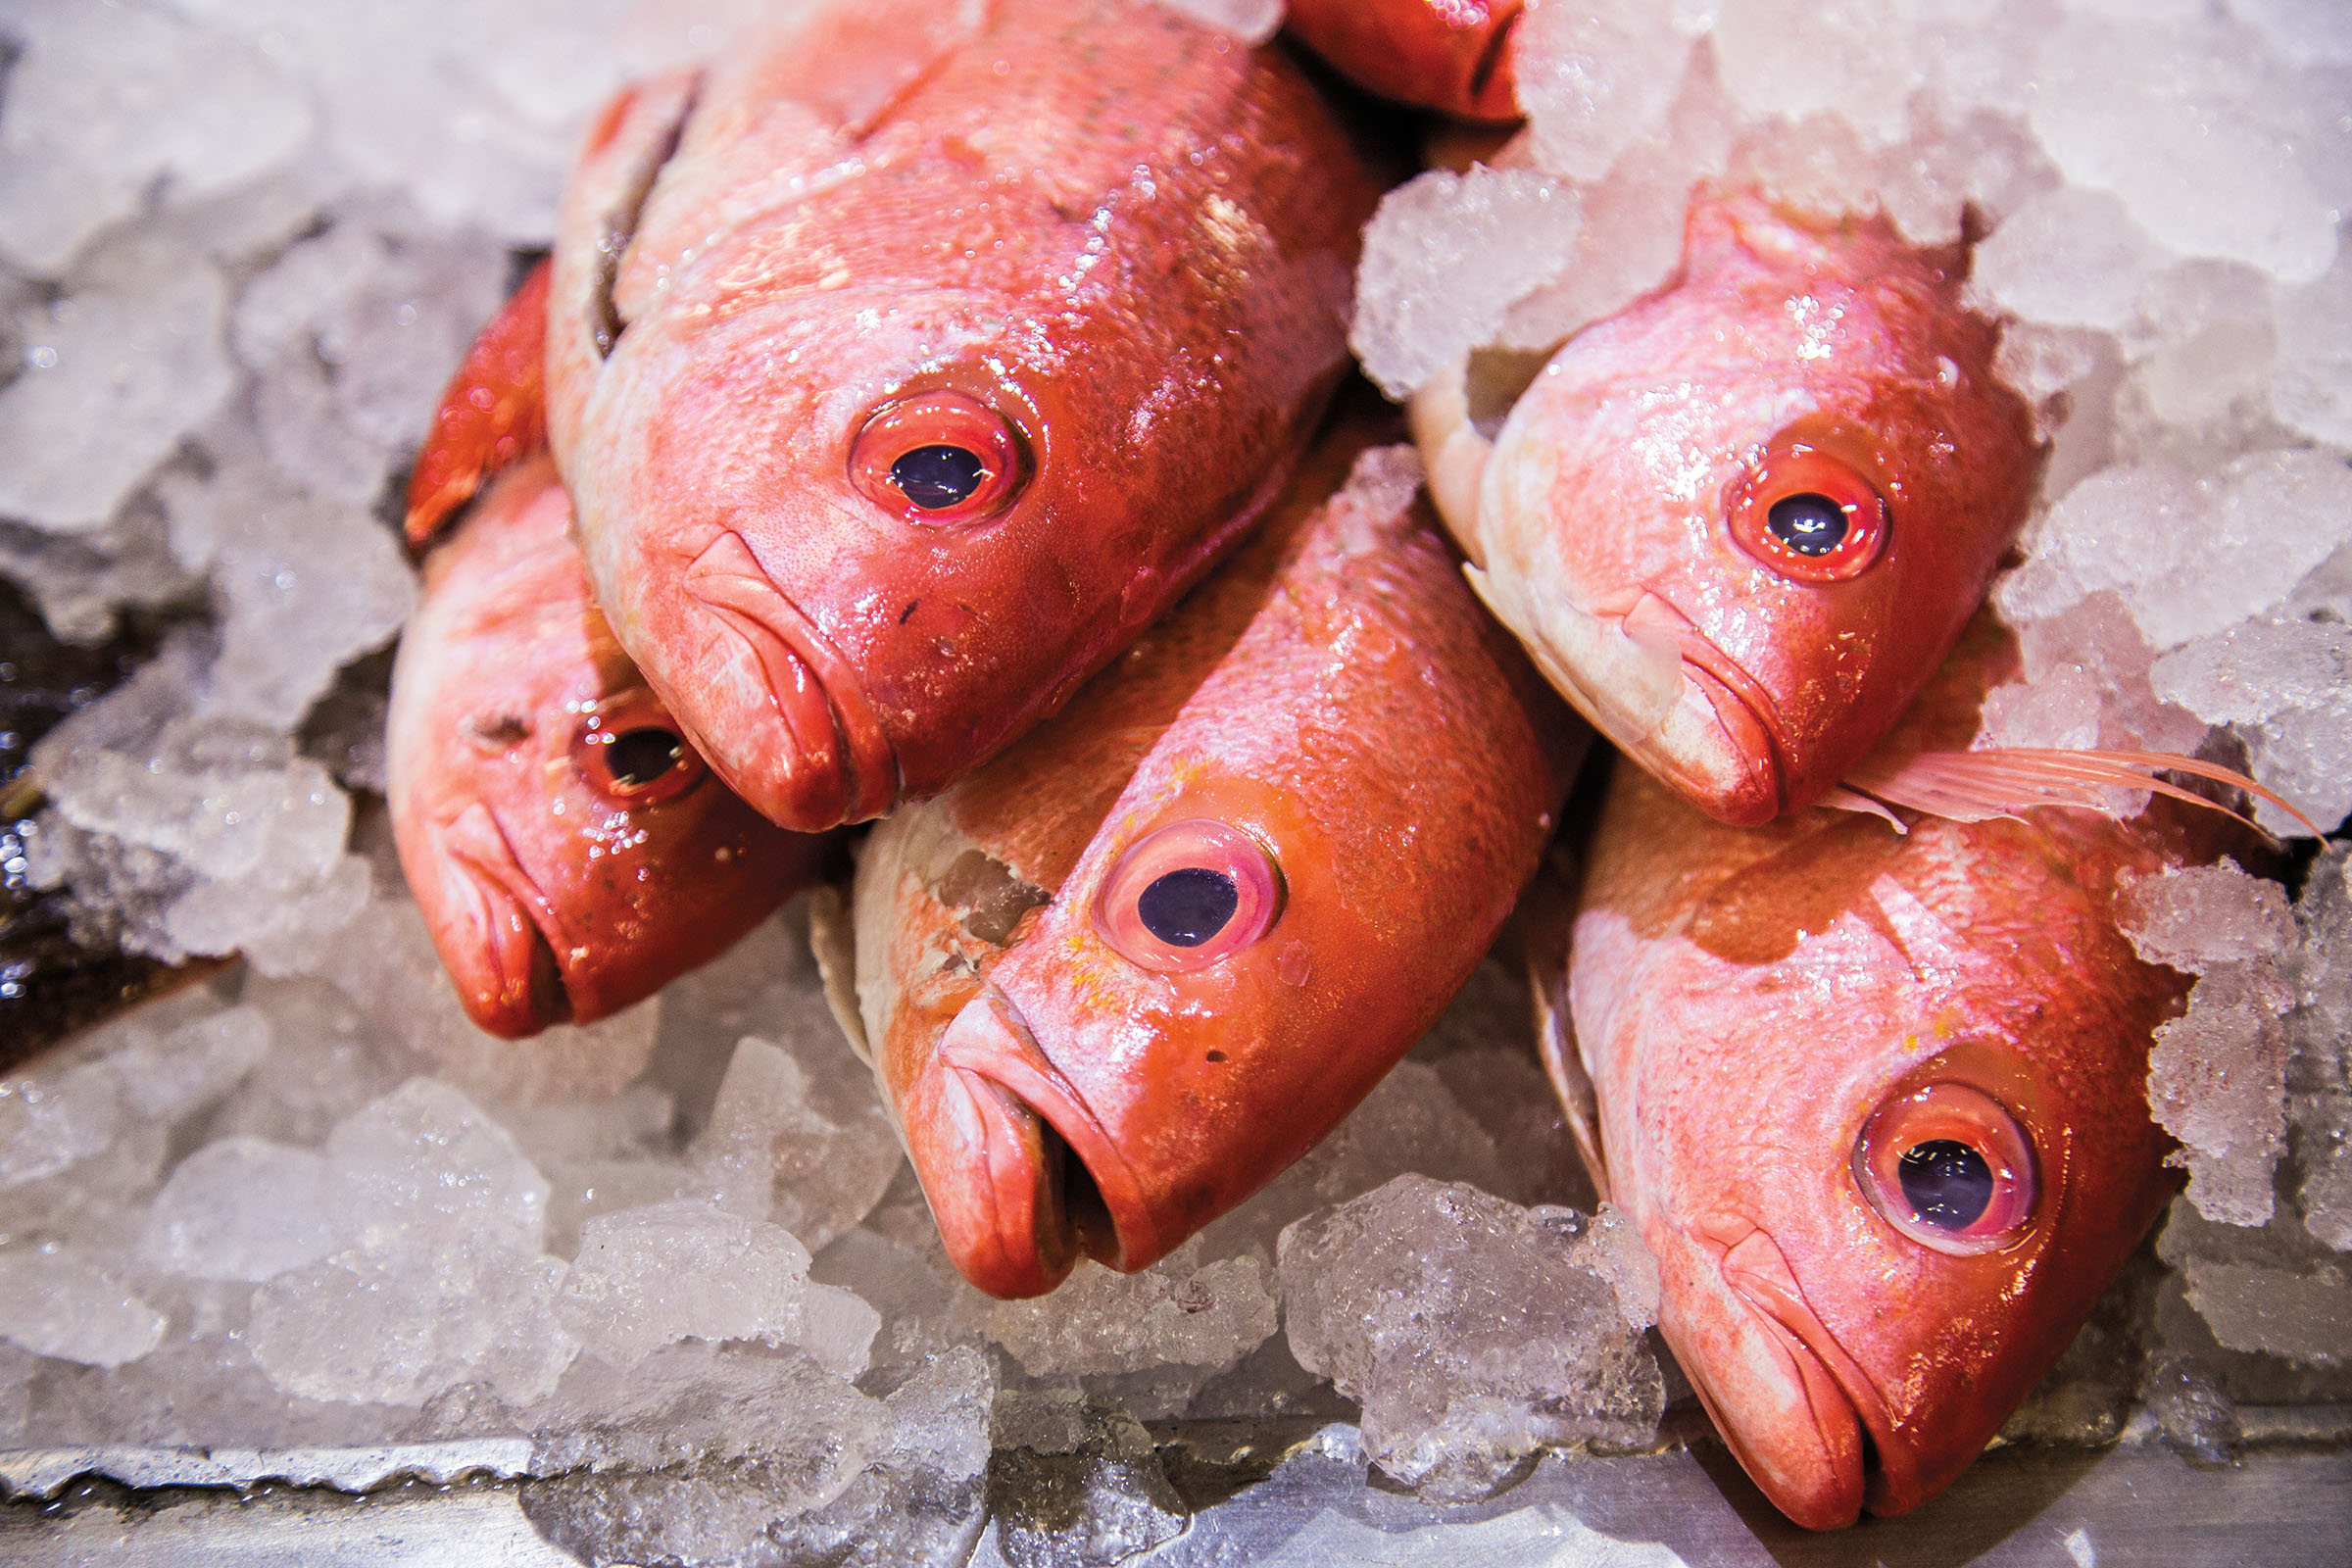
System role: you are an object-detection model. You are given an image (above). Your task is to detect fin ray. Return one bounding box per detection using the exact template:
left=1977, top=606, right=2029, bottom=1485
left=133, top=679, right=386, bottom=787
left=1842, top=747, right=2319, bottom=837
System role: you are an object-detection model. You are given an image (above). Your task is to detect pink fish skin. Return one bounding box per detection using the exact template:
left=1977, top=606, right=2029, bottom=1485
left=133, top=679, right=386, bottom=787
left=1422, top=192, right=2041, bottom=828
left=388, top=452, right=826, bottom=1037
left=844, top=418, right=1586, bottom=1298
left=543, top=0, right=1382, bottom=834
left=1544, top=617, right=2242, bottom=1529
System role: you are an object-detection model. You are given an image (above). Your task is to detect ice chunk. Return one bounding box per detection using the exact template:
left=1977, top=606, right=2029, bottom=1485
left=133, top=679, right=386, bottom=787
left=2181, top=1259, right=2352, bottom=1364
left=557, top=1199, right=813, bottom=1368
left=0, top=228, right=234, bottom=532
left=971, top=1236, right=1278, bottom=1382
left=0, top=1057, right=123, bottom=1191
left=316, top=898, right=662, bottom=1103
left=2272, top=248, right=2352, bottom=446
left=206, top=974, right=426, bottom=1148
left=803, top=1282, right=882, bottom=1381
left=0, top=491, right=200, bottom=646
left=2004, top=591, right=2211, bottom=756
left=2000, top=453, right=2352, bottom=655
left=1278, top=1175, right=1664, bottom=1499
left=767, top=1347, right=994, bottom=1568
left=988, top=1390, right=1188, bottom=1568
left=688, top=1035, right=903, bottom=1251
left=138, top=1137, right=338, bottom=1283
left=811, top=1223, right=959, bottom=1377
left=1516, top=2, right=1695, bottom=182
left=1711, top=0, right=1926, bottom=149
left=250, top=1244, right=574, bottom=1406
left=0, top=1249, right=166, bottom=1367
left=1973, top=186, right=2171, bottom=333
left=2146, top=961, right=2298, bottom=1226
left=0, top=0, right=312, bottom=275
left=2152, top=618, right=2352, bottom=835
left=1351, top=167, right=1583, bottom=398
left=323, top=1078, right=550, bottom=1254
left=519, top=1343, right=893, bottom=1565
left=2116, top=860, right=2298, bottom=974
left=2030, top=14, right=2339, bottom=283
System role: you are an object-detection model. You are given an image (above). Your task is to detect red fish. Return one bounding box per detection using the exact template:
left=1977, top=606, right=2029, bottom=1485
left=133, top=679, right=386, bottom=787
left=1414, top=191, right=2043, bottom=827
left=827, top=419, right=1585, bottom=1298
left=1284, top=0, right=1526, bottom=122
left=498, top=0, right=1382, bottom=835
left=388, top=452, right=826, bottom=1038
left=1530, top=616, right=2253, bottom=1528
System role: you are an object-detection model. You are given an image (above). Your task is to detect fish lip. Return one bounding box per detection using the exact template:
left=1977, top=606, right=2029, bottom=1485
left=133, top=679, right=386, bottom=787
left=683, top=530, right=901, bottom=831
left=1620, top=590, right=1789, bottom=824
left=1693, top=1214, right=1897, bottom=1529
left=919, top=987, right=1158, bottom=1298
left=435, top=803, right=573, bottom=1037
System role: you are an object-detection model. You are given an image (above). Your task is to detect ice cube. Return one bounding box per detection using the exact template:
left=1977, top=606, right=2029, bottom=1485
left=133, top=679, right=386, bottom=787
left=2151, top=618, right=2352, bottom=836
left=1711, top=0, right=1926, bottom=149
left=2272, top=247, right=2352, bottom=446
left=2029, top=13, right=2339, bottom=283
left=1149, top=0, right=1283, bottom=45
left=557, top=1199, right=813, bottom=1368
left=249, top=1244, right=575, bottom=1406
left=1277, top=1175, right=1664, bottom=1499
left=1516, top=1, right=1696, bottom=182
left=688, top=1035, right=903, bottom=1251
left=0, top=228, right=235, bottom=532
left=1973, top=185, right=2171, bottom=333
left=1351, top=166, right=1584, bottom=399
left=322, top=1077, right=550, bottom=1254
left=766, top=1346, right=994, bottom=1568
left=969, top=1236, right=1278, bottom=1382
left=0, top=0, right=312, bottom=275
left=0, top=1249, right=167, bottom=1368
left=987, top=1389, right=1188, bottom=1568
left=2116, top=860, right=2298, bottom=975
left=2181, top=1258, right=2352, bottom=1364
left=2146, top=961, right=2299, bottom=1227
left=138, top=1136, right=338, bottom=1283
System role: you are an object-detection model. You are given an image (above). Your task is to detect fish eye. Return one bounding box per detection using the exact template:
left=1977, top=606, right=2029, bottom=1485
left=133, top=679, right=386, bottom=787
left=1094, top=818, right=1283, bottom=972
left=1726, top=440, right=1888, bottom=583
left=572, top=698, right=708, bottom=806
left=850, top=391, right=1027, bottom=524
left=1851, top=1081, right=2037, bottom=1256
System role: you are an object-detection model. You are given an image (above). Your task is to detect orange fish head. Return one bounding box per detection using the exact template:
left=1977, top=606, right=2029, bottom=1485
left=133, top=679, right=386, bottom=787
left=881, top=772, right=1410, bottom=1298
left=1597, top=822, right=2176, bottom=1527
left=388, top=460, right=818, bottom=1038
left=566, top=281, right=1298, bottom=834
left=1473, top=193, right=2039, bottom=826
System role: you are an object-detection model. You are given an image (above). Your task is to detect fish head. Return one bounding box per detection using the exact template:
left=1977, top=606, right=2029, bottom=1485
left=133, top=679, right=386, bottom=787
left=1592, top=810, right=2177, bottom=1528
left=856, top=452, right=1576, bottom=1298
left=388, top=458, right=817, bottom=1037
left=1478, top=192, right=2039, bottom=825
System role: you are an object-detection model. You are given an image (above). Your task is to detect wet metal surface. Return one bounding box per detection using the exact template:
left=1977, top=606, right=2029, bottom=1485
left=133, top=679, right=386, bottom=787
left=2, top=1424, right=2345, bottom=1566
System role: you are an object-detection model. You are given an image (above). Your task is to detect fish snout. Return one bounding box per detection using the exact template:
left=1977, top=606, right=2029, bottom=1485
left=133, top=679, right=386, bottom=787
left=1676, top=1215, right=1888, bottom=1531
left=679, top=532, right=899, bottom=832
left=902, top=990, right=1150, bottom=1298
left=1470, top=573, right=1784, bottom=825
left=429, top=805, right=571, bottom=1038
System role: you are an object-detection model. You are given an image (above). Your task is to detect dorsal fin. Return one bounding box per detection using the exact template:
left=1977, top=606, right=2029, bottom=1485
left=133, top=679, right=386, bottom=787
left=405, top=258, right=553, bottom=549
left=1833, top=747, right=2321, bottom=838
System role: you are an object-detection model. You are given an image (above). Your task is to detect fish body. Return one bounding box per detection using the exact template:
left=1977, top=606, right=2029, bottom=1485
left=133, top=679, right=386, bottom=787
left=1284, top=0, right=1525, bottom=122
left=1544, top=618, right=2220, bottom=1528
left=388, top=453, right=825, bottom=1037
left=543, top=0, right=1382, bottom=833
left=840, top=422, right=1585, bottom=1298
left=1420, top=192, right=2040, bottom=827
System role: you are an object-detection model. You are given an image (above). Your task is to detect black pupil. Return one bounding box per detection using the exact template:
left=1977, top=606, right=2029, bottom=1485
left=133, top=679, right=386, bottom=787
left=891, top=444, right=986, bottom=510
left=1897, top=1139, right=1994, bottom=1231
left=1766, top=492, right=1850, bottom=556
left=607, top=728, right=684, bottom=789
left=1136, top=867, right=1239, bottom=948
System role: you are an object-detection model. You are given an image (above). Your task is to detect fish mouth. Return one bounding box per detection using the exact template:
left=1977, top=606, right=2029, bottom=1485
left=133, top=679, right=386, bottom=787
left=684, top=531, right=900, bottom=832
left=435, top=803, right=573, bottom=1038
left=1473, top=565, right=1788, bottom=826
left=1688, top=1215, right=1903, bottom=1530
left=903, top=987, right=1152, bottom=1298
